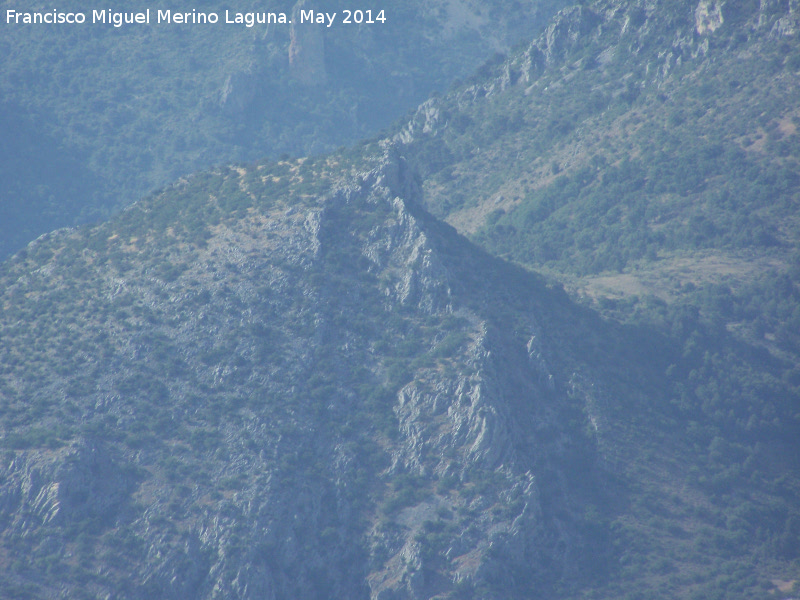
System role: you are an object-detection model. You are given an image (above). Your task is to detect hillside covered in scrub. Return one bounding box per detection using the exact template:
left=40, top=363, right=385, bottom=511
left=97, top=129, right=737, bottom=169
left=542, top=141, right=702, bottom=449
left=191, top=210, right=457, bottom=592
left=1, top=0, right=799, bottom=598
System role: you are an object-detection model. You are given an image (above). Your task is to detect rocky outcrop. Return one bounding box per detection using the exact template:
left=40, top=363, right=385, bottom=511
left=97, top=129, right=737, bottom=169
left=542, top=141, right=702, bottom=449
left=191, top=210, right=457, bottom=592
left=289, top=0, right=327, bottom=85
left=695, top=0, right=724, bottom=34
left=0, top=441, right=137, bottom=533
left=765, top=0, right=800, bottom=36
left=219, top=69, right=260, bottom=114
left=539, top=6, right=603, bottom=64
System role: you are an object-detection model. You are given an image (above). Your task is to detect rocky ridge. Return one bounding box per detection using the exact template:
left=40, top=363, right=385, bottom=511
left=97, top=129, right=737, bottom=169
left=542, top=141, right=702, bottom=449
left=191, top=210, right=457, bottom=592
left=0, top=150, right=609, bottom=599
left=396, top=0, right=800, bottom=148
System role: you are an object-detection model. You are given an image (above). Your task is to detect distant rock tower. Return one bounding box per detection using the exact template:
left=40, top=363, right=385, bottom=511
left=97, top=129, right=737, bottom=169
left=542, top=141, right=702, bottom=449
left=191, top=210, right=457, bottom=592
left=289, top=0, right=327, bottom=85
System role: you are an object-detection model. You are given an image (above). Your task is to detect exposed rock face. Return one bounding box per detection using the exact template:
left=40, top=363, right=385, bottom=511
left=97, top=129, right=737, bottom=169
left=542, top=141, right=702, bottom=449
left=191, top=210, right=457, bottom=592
left=539, top=6, right=602, bottom=64
left=0, top=151, right=605, bottom=598
left=695, top=0, right=724, bottom=34
left=394, top=100, right=442, bottom=146
left=767, top=0, right=800, bottom=36
left=289, top=1, right=327, bottom=85
left=0, top=442, right=137, bottom=531
left=219, top=69, right=260, bottom=114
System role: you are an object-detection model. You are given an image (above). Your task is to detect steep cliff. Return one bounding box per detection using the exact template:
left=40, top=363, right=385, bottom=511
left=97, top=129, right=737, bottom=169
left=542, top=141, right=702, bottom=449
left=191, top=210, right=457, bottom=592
left=289, top=1, right=327, bottom=85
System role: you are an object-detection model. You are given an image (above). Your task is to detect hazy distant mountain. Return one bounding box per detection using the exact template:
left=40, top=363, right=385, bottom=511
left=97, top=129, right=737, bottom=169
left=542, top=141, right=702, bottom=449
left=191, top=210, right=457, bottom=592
left=0, top=0, right=569, bottom=260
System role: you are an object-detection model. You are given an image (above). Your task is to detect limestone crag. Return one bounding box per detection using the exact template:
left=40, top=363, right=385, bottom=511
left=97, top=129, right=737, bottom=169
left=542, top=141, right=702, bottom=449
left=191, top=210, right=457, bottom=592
left=289, top=1, right=327, bottom=85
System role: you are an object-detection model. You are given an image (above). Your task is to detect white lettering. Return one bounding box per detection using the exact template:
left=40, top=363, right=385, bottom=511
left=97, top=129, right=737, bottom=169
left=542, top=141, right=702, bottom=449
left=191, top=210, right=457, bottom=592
left=299, top=10, right=336, bottom=26
left=8, top=9, right=85, bottom=24
left=225, top=11, right=284, bottom=26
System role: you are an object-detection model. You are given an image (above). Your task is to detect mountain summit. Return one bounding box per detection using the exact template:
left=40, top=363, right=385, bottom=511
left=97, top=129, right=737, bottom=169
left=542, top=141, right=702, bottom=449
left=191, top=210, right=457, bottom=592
left=0, top=149, right=623, bottom=598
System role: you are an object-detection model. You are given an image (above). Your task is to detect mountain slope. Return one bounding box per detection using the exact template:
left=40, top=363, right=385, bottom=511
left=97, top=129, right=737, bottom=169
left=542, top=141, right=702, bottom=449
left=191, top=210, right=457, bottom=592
left=0, top=150, right=635, bottom=599
left=2, top=146, right=797, bottom=599
left=383, top=0, right=800, bottom=594
left=395, top=0, right=800, bottom=315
